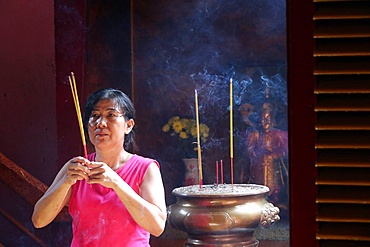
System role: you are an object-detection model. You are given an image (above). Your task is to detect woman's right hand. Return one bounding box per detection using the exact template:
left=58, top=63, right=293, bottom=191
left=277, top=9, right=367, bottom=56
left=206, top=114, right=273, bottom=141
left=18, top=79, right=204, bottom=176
left=64, top=156, right=91, bottom=185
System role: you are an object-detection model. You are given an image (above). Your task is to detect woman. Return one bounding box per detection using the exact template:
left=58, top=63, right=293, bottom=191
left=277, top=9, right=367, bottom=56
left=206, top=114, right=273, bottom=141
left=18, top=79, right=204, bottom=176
left=32, top=88, right=167, bottom=246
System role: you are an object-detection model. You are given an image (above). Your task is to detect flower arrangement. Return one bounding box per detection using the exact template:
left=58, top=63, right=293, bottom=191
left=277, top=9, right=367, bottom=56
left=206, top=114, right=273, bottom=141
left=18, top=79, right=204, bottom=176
left=162, top=116, right=210, bottom=158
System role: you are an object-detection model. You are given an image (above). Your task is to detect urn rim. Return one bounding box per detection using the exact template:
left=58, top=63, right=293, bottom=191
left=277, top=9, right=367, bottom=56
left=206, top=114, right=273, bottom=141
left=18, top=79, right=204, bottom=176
left=172, top=183, right=270, bottom=198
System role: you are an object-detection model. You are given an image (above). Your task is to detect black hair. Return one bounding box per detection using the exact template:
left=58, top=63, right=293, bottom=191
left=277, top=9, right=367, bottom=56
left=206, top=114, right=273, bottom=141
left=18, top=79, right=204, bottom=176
left=83, top=88, right=136, bottom=150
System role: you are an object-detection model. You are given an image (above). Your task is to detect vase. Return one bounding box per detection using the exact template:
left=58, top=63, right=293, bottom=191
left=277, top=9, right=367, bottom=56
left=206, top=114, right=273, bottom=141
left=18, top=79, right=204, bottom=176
left=182, top=158, right=199, bottom=186
left=167, top=184, right=280, bottom=247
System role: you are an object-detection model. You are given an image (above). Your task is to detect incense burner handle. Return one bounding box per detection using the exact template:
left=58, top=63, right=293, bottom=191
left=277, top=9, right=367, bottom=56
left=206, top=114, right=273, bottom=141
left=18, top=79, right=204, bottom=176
left=260, top=202, right=280, bottom=228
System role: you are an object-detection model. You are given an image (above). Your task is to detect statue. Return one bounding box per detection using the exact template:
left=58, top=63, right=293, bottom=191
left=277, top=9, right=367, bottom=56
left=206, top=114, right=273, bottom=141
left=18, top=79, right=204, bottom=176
left=242, top=101, right=288, bottom=209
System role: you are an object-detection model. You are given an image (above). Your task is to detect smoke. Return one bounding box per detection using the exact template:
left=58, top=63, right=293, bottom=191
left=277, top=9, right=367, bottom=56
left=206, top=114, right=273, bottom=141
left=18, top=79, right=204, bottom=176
left=134, top=0, right=287, bottom=159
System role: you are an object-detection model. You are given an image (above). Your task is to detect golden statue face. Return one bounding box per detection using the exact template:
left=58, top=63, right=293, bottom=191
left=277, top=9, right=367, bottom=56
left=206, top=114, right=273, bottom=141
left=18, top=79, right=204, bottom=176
left=261, top=102, right=275, bottom=130
left=262, top=113, right=272, bottom=130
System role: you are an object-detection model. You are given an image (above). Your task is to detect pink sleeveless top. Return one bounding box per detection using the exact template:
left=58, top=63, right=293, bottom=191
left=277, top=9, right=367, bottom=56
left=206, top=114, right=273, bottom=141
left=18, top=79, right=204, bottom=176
left=69, top=153, right=158, bottom=247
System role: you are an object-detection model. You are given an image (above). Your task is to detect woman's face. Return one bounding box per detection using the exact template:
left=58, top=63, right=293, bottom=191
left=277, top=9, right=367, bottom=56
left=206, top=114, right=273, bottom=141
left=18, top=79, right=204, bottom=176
left=87, top=98, right=134, bottom=150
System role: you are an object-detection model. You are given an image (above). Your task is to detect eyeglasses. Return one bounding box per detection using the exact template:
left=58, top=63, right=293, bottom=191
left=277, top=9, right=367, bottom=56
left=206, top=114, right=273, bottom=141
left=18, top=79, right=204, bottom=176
left=89, top=111, right=125, bottom=125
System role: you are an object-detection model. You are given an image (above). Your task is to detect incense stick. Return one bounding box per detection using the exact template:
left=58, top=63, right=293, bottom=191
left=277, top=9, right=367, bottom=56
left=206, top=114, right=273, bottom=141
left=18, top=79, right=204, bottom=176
left=195, top=89, right=203, bottom=188
left=69, top=72, right=88, bottom=158
left=230, top=78, right=234, bottom=188
left=216, top=161, right=219, bottom=186
left=220, top=159, right=224, bottom=184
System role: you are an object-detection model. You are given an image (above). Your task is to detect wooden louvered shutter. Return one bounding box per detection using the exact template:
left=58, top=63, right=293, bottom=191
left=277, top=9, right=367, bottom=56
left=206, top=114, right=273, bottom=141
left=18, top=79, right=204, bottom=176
left=313, top=0, right=370, bottom=246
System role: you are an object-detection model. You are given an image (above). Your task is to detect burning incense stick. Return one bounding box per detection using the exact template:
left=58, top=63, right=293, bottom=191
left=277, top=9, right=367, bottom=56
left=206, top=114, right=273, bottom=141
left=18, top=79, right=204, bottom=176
left=230, top=78, right=234, bottom=188
left=216, top=161, right=219, bottom=186
left=220, top=159, right=224, bottom=184
left=69, top=72, right=88, bottom=158
left=195, top=89, right=203, bottom=188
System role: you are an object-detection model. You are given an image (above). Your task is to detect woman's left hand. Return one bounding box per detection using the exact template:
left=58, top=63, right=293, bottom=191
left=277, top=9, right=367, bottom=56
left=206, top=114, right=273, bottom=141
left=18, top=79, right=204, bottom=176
left=86, top=162, right=121, bottom=188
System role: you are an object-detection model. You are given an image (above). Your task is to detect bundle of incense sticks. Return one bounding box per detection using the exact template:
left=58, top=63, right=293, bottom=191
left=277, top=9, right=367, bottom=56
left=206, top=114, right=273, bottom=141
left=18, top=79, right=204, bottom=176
left=68, top=72, right=88, bottom=158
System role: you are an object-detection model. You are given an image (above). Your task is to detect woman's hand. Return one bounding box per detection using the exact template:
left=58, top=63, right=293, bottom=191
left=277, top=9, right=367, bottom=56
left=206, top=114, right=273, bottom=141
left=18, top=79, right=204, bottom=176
left=86, top=162, right=121, bottom=188
left=64, top=157, right=91, bottom=186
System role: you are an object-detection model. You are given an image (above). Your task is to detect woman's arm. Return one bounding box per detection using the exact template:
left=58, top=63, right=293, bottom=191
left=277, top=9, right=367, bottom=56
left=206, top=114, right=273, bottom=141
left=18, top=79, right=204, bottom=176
left=134, top=162, right=167, bottom=236
left=32, top=157, right=90, bottom=228
left=114, top=163, right=166, bottom=236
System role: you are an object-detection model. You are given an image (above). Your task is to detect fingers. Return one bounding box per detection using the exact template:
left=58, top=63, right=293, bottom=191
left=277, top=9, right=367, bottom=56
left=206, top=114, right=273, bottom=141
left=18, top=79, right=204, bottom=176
left=87, top=162, right=106, bottom=180
left=66, top=158, right=116, bottom=186
left=86, top=162, right=118, bottom=188
left=71, top=156, right=90, bottom=166
left=67, top=157, right=91, bottom=181
left=87, top=161, right=104, bottom=169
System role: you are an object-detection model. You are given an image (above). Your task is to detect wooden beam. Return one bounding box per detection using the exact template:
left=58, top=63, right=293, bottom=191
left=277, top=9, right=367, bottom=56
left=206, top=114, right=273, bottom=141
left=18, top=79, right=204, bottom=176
left=0, top=152, right=70, bottom=222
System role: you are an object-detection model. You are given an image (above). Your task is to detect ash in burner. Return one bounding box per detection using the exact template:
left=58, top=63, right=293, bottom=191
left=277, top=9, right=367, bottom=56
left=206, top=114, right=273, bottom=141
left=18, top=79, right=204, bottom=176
left=172, top=184, right=269, bottom=197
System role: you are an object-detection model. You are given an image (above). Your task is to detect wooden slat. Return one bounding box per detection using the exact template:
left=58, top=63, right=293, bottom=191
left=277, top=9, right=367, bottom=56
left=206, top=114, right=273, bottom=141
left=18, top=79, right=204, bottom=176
left=316, top=149, right=370, bottom=168
left=315, top=94, right=370, bottom=111
left=314, top=0, right=370, bottom=3
left=316, top=123, right=370, bottom=131
left=314, top=38, right=370, bottom=57
left=317, top=204, right=370, bottom=223
left=314, top=57, right=370, bottom=75
left=314, top=2, right=370, bottom=20
left=314, top=19, right=370, bottom=38
left=315, top=75, right=370, bottom=93
left=316, top=161, right=370, bottom=168
left=317, top=222, right=370, bottom=241
left=316, top=167, right=370, bottom=186
left=316, top=131, right=370, bottom=149
left=316, top=112, right=370, bottom=130
left=317, top=186, right=370, bottom=204
left=320, top=240, right=370, bottom=247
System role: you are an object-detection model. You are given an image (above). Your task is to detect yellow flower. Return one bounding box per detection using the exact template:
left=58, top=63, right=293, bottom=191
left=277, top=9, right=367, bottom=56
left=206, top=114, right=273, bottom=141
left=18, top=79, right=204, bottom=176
left=179, top=131, right=188, bottom=139
left=199, top=124, right=209, bottom=140
left=172, top=120, right=183, bottom=133
left=162, top=116, right=210, bottom=158
left=190, top=126, right=197, bottom=138
left=162, top=124, right=170, bottom=132
left=168, top=116, right=180, bottom=125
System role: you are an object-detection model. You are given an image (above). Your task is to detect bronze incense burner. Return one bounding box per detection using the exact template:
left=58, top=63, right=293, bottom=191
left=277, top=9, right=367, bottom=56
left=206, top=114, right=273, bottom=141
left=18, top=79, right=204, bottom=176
left=167, top=184, right=280, bottom=247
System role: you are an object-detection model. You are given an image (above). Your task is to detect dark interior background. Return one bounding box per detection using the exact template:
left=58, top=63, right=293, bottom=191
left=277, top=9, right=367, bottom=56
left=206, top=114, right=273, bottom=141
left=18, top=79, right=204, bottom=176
left=0, top=0, right=317, bottom=246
